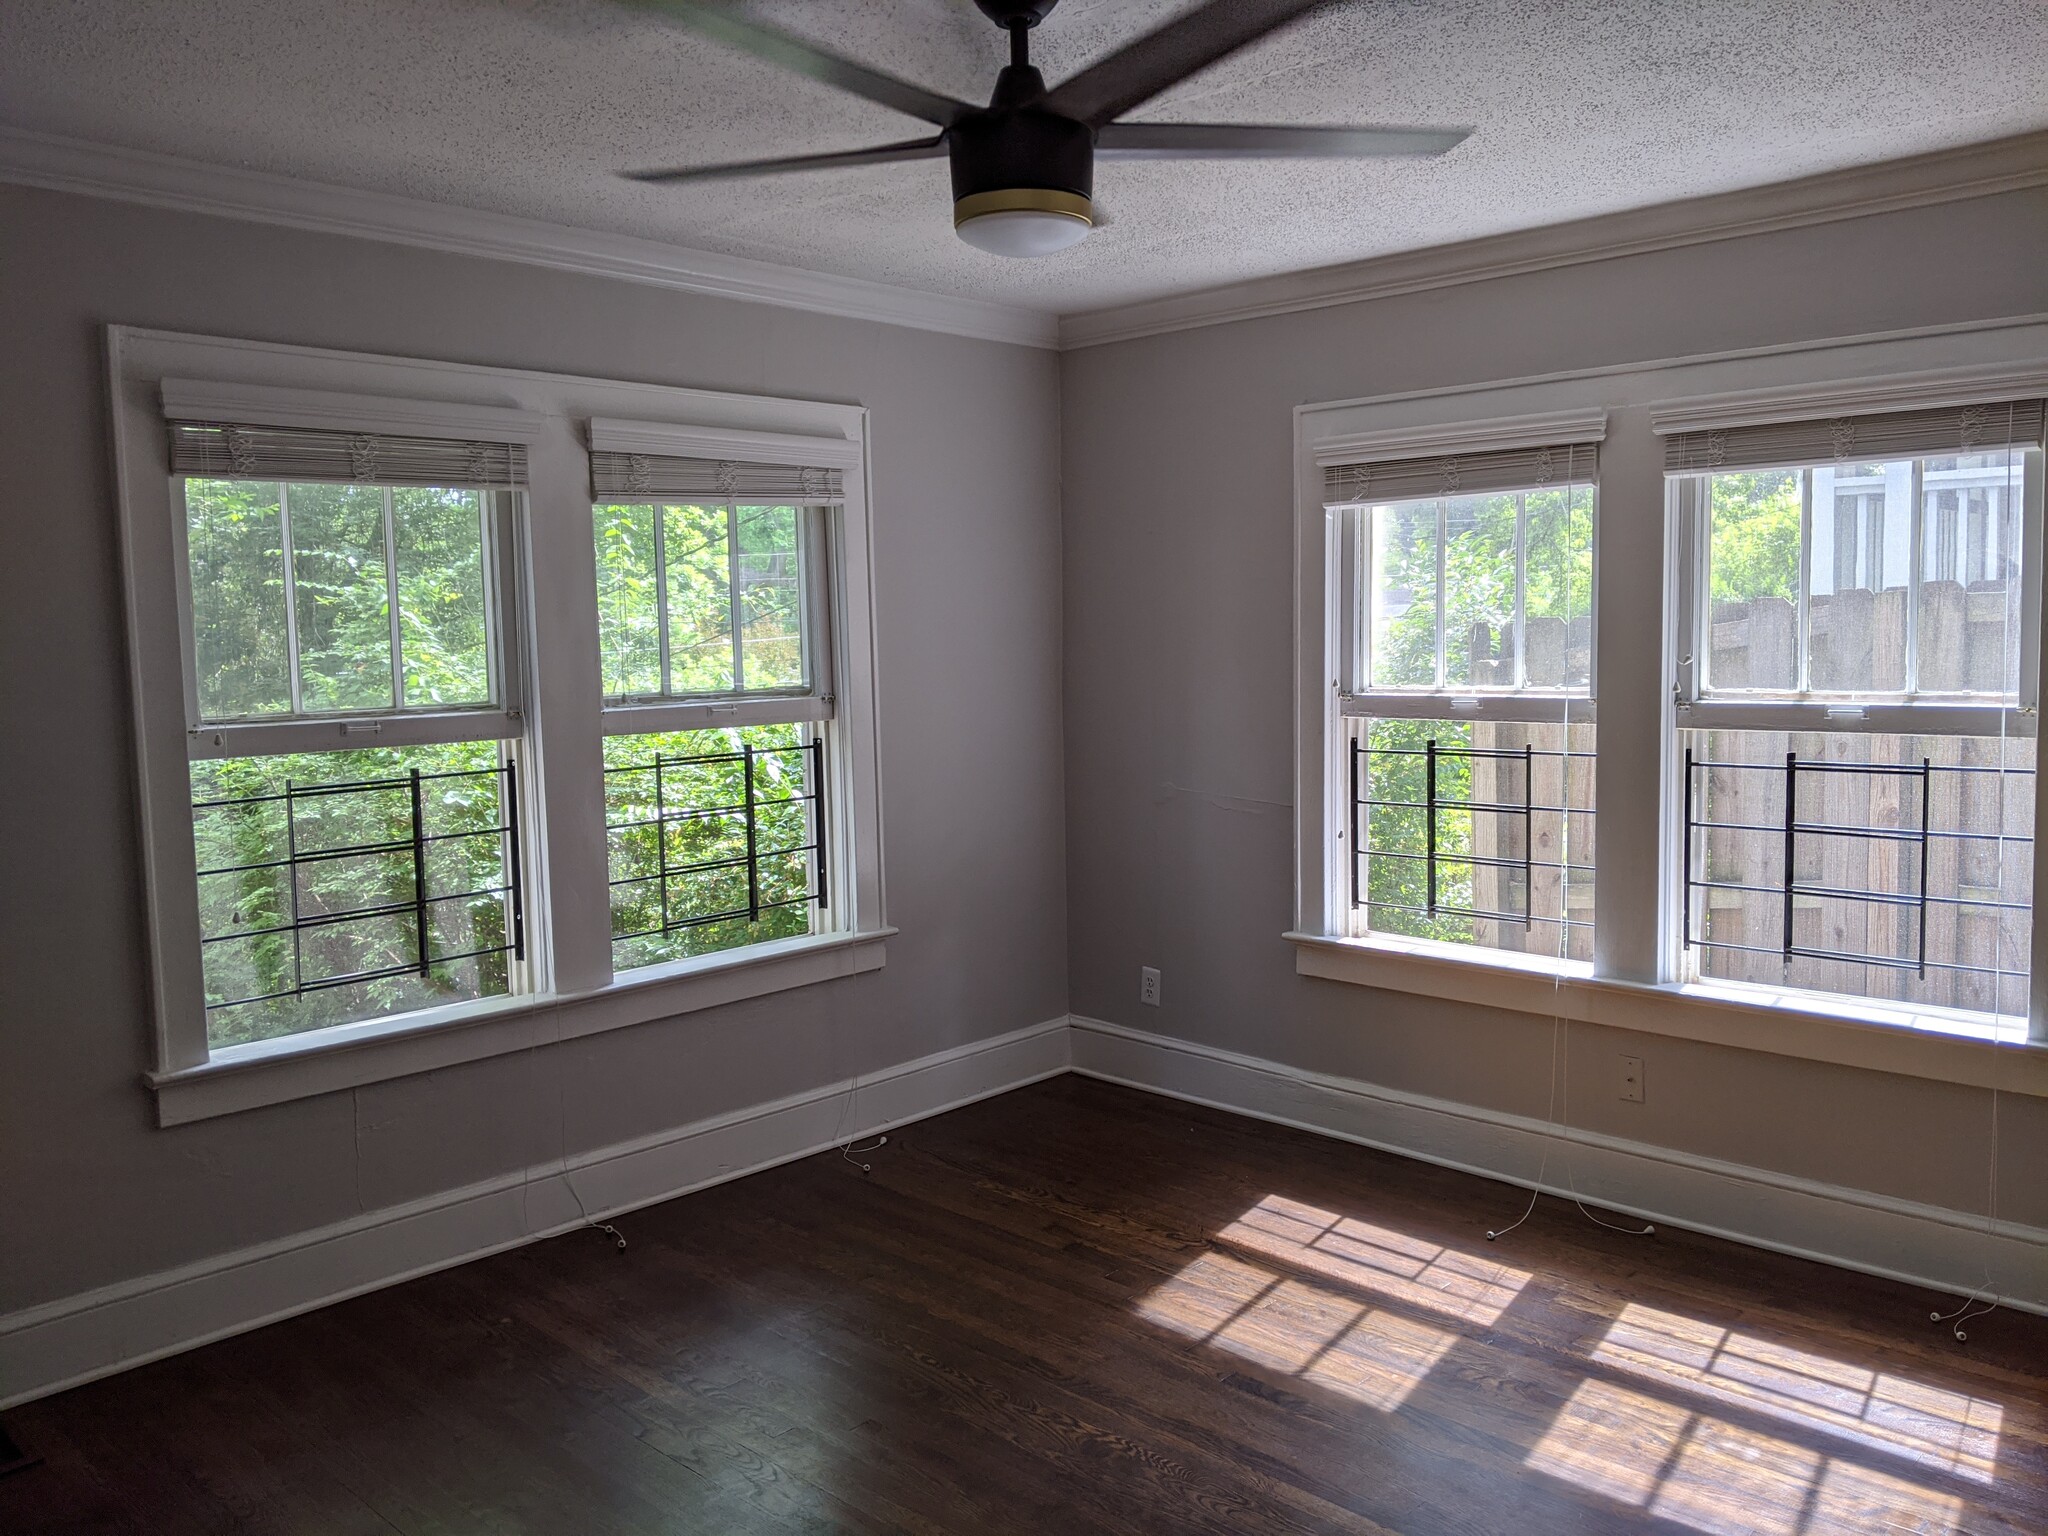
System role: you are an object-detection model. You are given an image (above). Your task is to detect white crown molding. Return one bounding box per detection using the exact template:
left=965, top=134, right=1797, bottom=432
left=1649, top=361, right=2048, bottom=437
left=1311, top=407, right=1608, bottom=468
left=0, top=126, right=1060, bottom=351
left=10, top=124, right=2042, bottom=358
left=588, top=416, right=861, bottom=468
left=1061, top=131, right=2048, bottom=351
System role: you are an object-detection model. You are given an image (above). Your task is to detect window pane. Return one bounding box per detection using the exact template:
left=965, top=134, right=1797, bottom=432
left=1442, top=494, right=1517, bottom=689
left=1353, top=715, right=1594, bottom=963
left=593, top=501, right=662, bottom=698
left=1916, top=450, right=2023, bottom=697
left=1368, top=500, right=1438, bottom=688
left=190, top=742, right=517, bottom=1048
left=736, top=504, right=805, bottom=690
left=603, top=723, right=820, bottom=972
left=1704, top=471, right=1801, bottom=692
left=186, top=478, right=291, bottom=718
left=393, top=487, right=489, bottom=707
left=1684, top=728, right=2031, bottom=1022
left=1808, top=464, right=1907, bottom=693
left=664, top=502, right=734, bottom=693
left=1526, top=483, right=1594, bottom=689
left=288, top=482, right=394, bottom=711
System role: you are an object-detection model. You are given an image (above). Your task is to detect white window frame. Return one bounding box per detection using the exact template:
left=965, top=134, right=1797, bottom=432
left=1314, top=410, right=1607, bottom=965
left=589, top=420, right=842, bottom=736
left=111, top=328, right=890, bottom=1125
left=1292, top=325, right=2048, bottom=1099
left=166, top=377, right=540, bottom=759
left=1664, top=436, right=2046, bottom=1013
left=590, top=420, right=856, bottom=970
left=1671, top=463, right=2042, bottom=734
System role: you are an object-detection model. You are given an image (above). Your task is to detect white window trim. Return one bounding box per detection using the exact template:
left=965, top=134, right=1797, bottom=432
left=1293, top=318, right=2048, bottom=1097
left=110, top=327, right=890, bottom=1125
left=1309, top=408, right=1607, bottom=960
left=1668, top=466, right=2043, bottom=725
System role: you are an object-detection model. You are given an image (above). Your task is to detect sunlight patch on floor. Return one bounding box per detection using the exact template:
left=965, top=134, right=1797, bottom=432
left=1592, top=1303, right=2002, bottom=1482
left=1527, top=1378, right=1692, bottom=1505
left=1528, top=1378, right=1968, bottom=1535
left=1138, top=1198, right=2004, bottom=1536
left=1213, top=1194, right=1531, bottom=1325
left=1137, top=1250, right=1455, bottom=1411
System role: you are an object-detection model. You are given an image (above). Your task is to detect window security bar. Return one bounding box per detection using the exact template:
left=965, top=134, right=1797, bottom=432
left=194, top=761, right=524, bottom=1012
left=1350, top=737, right=1595, bottom=931
left=1681, top=750, right=2033, bottom=982
left=605, top=739, right=827, bottom=941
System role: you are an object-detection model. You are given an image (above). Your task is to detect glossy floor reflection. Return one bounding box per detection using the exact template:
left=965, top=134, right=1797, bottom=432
left=6, top=1078, right=2042, bottom=1535
left=1140, top=1195, right=2015, bottom=1536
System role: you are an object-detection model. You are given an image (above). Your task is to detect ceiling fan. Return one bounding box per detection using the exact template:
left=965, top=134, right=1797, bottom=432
left=621, top=0, right=1472, bottom=257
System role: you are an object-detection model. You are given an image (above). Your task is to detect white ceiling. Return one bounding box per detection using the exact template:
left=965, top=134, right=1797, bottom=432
left=5, top=0, right=2046, bottom=316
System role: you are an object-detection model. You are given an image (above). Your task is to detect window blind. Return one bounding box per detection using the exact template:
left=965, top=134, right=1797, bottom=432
left=1663, top=398, right=2047, bottom=473
left=1324, top=440, right=1598, bottom=508
left=589, top=450, right=844, bottom=504
left=168, top=420, right=528, bottom=488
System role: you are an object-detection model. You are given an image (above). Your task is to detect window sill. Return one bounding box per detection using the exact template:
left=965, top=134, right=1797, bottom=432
left=147, top=929, right=893, bottom=1126
left=1286, top=931, right=2048, bottom=1097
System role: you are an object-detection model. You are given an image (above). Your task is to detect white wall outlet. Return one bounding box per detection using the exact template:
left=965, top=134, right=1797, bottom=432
left=1140, top=966, right=1161, bottom=1007
left=1619, top=1054, right=1645, bottom=1103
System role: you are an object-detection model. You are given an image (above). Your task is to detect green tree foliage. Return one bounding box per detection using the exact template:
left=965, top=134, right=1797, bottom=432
left=1360, top=717, right=1476, bottom=943
left=604, top=724, right=816, bottom=972
left=192, top=739, right=511, bottom=1047
left=1372, top=489, right=1591, bottom=690
left=592, top=502, right=804, bottom=698
left=186, top=478, right=291, bottom=716
left=1707, top=471, right=1801, bottom=607
left=185, top=479, right=490, bottom=716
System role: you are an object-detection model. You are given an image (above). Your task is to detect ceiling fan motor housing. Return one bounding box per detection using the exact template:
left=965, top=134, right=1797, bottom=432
left=971, top=0, right=1063, bottom=28
left=949, top=63, right=1094, bottom=234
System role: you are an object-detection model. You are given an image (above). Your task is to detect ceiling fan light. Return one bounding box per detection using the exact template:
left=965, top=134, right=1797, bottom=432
left=953, top=188, right=1092, bottom=257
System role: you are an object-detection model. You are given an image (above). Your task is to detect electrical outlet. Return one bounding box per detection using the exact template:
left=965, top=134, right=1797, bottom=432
left=1140, top=966, right=1161, bottom=1007
left=1619, top=1054, right=1645, bottom=1103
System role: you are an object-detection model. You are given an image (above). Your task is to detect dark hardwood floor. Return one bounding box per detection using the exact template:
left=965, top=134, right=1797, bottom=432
left=5, top=1075, right=2044, bottom=1534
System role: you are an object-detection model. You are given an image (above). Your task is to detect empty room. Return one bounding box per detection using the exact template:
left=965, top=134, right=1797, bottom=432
left=2, top=1, right=2046, bottom=1531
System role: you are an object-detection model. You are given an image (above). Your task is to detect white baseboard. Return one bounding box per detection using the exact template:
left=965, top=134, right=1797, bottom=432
left=12, top=1011, right=2042, bottom=1409
left=1068, top=1015, right=2048, bottom=1315
left=0, top=1017, right=1071, bottom=1409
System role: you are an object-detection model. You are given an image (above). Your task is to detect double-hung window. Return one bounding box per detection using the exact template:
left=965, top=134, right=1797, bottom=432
left=588, top=423, right=844, bottom=972
left=114, top=332, right=887, bottom=1123
left=1327, top=434, right=1599, bottom=963
left=1668, top=398, right=2047, bottom=1024
left=167, top=396, right=533, bottom=1048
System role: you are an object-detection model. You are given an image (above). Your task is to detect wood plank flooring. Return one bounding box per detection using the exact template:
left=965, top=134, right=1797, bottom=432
left=4, top=1075, right=2044, bottom=1534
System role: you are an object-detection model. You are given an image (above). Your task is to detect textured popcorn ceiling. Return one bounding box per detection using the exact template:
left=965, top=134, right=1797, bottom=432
left=5, top=0, right=2046, bottom=315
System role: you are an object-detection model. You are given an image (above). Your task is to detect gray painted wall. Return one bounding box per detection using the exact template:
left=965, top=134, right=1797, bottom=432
left=1060, top=187, right=2048, bottom=1232
left=0, top=184, right=1067, bottom=1314
left=7, top=173, right=2047, bottom=1330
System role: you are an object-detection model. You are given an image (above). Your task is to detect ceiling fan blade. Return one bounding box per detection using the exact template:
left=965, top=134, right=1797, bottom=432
left=1042, top=0, right=1332, bottom=128
left=623, top=136, right=948, bottom=183
left=624, top=0, right=970, bottom=126
left=1095, top=122, right=1471, bottom=160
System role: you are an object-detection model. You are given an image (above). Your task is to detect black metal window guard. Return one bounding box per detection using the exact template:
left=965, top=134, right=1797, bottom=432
left=194, top=761, right=524, bottom=1013
left=606, top=738, right=827, bottom=943
left=1681, top=749, right=2031, bottom=984
left=1350, top=735, right=1596, bottom=934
